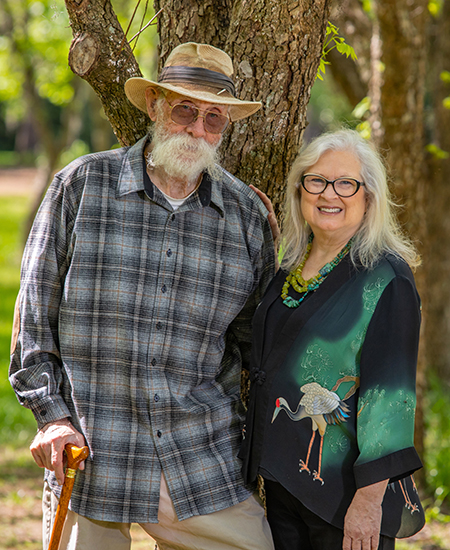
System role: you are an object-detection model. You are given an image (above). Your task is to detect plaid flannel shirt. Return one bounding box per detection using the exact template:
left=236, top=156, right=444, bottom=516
left=9, top=136, right=275, bottom=523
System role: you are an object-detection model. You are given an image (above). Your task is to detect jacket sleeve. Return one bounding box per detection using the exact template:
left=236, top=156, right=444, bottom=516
left=353, top=274, right=423, bottom=488
left=9, top=172, right=76, bottom=429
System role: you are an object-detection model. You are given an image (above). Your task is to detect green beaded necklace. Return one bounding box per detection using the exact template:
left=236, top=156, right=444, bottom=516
left=281, top=235, right=353, bottom=308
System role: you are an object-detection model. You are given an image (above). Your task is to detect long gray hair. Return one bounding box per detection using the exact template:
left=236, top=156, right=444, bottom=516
left=281, top=129, right=420, bottom=271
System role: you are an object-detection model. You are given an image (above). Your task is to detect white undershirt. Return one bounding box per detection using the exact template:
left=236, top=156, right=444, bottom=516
left=159, top=186, right=199, bottom=211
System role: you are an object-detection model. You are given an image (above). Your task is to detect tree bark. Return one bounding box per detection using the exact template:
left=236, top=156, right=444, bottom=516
left=223, top=0, right=331, bottom=215
left=154, top=0, right=233, bottom=56
left=64, top=0, right=148, bottom=146
left=425, top=0, right=450, bottom=383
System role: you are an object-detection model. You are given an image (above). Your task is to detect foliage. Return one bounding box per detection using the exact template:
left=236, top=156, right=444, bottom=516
left=426, top=144, right=449, bottom=159
left=441, top=71, right=450, bottom=111
left=0, top=194, right=36, bottom=446
left=0, top=0, right=158, bottom=161
left=317, top=22, right=357, bottom=81
left=306, top=74, right=356, bottom=139
left=423, top=373, right=450, bottom=512
left=350, top=97, right=373, bottom=139
left=428, top=0, right=445, bottom=17
left=0, top=1, right=74, bottom=118
left=111, top=0, right=158, bottom=78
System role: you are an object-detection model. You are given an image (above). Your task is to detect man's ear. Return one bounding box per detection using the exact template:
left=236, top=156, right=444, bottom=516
left=145, top=87, right=159, bottom=122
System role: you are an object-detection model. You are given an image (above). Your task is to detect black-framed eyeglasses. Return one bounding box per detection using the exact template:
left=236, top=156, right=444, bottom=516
left=300, top=174, right=365, bottom=198
left=165, top=99, right=230, bottom=134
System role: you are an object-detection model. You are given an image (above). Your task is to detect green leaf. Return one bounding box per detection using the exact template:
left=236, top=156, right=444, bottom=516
left=351, top=97, right=371, bottom=119
left=320, top=21, right=358, bottom=80
left=428, top=0, right=444, bottom=17
left=326, top=22, right=339, bottom=36
left=426, top=144, right=450, bottom=159
left=316, top=58, right=326, bottom=80
left=355, top=121, right=372, bottom=140
left=441, top=71, right=450, bottom=84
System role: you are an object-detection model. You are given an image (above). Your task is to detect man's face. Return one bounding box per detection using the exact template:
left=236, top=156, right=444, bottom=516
left=156, top=91, right=228, bottom=148
left=145, top=88, right=227, bottom=182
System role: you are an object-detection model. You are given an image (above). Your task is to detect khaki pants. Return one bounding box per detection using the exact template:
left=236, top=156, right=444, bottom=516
left=43, top=474, right=274, bottom=550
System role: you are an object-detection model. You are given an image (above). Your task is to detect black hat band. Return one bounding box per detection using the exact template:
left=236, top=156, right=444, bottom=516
left=158, top=66, right=236, bottom=98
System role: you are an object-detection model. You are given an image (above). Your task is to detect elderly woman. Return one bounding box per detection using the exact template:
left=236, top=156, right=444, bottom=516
left=240, top=129, right=425, bottom=550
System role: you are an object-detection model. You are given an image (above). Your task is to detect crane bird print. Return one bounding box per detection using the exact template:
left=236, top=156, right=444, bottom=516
left=271, top=376, right=359, bottom=485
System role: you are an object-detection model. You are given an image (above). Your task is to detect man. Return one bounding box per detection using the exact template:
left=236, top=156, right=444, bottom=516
left=9, top=43, right=275, bottom=549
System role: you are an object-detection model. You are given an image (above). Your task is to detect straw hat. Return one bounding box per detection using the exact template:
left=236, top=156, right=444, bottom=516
left=124, top=42, right=261, bottom=122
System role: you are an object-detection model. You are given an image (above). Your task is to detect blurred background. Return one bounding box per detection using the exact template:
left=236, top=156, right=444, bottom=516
left=0, top=0, right=449, bottom=548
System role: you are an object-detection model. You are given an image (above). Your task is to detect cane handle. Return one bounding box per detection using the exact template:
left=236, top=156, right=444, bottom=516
left=65, top=443, right=89, bottom=470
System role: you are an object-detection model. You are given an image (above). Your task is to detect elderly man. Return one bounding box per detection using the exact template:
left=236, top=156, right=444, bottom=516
left=9, top=43, right=275, bottom=550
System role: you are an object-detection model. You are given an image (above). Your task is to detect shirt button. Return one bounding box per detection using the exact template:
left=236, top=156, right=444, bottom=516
left=151, top=358, right=157, bottom=366
left=154, top=394, right=160, bottom=402
left=156, top=322, right=162, bottom=330
left=157, top=430, right=162, bottom=438
left=167, top=249, right=172, bottom=257
left=161, top=284, right=167, bottom=293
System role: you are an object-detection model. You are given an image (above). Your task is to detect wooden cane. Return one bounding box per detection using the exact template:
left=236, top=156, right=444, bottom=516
left=48, top=443, right=90, bottom=550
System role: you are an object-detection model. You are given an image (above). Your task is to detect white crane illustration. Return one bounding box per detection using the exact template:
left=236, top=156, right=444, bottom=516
left=271, top=376, right=359, bottom=484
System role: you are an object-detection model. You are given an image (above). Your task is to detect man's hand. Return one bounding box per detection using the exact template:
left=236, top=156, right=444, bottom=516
left=343, top=479, right=388, bottom=550
left=249, top=185, right=280, bottom=269
left=249, top=185, right=280, bottom=244
left=30, top=418, right=86, bottom=485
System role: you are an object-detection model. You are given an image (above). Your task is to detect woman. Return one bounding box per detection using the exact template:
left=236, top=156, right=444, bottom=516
left=240, top=129, right=425, bottom=550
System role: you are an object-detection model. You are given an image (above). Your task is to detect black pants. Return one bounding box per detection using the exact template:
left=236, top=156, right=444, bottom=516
left=264, top=480, right=395, bottom=550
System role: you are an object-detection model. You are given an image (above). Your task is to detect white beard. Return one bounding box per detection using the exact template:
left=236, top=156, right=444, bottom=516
left=148, top=119, right=222, bottom=183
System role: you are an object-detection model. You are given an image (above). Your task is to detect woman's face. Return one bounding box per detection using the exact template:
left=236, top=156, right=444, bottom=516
left=300, top=149, right=367, bottom=243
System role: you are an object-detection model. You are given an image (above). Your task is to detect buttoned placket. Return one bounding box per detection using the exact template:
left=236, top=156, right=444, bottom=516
left=147, top=208, right=179, bottom=444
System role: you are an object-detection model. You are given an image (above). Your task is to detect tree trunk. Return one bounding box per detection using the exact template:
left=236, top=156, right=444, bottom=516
left=425, top=0, right=450, bottom=384
left=154, top=0, right=233, bottom=55
left=377, top=0, right=429, bottom=475
left=64, top=0, right=148, bottom=146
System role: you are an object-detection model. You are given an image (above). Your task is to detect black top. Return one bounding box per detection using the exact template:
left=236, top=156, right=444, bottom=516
left=240, top=254, right=425, bottom=538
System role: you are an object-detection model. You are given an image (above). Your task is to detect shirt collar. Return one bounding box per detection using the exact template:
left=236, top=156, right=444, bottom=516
left=116, top=136, right=148, bottom=198
left=117, top=135, right=224, bottom=216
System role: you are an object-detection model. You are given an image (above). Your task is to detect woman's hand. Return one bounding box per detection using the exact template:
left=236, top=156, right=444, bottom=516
left=30, top=418, right=86, bottom=485
left=343, top=479, right=388, bottom=550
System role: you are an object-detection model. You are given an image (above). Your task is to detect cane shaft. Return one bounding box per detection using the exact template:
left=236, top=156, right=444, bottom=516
left=48, top=475, right=75, bottom=550
left=47, top=444, right=89, bottom=550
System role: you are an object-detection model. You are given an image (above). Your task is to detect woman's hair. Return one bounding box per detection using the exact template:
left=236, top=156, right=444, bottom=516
left=281, top=128, right=421, bottom=271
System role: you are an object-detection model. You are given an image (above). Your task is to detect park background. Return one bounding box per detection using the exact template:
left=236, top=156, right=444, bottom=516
left=0, top=0, right=450, bottom=547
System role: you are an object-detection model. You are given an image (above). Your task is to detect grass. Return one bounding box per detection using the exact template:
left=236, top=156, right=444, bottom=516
left=424, top=373, right=450, bottom=509
left=0, top=195, right=36, bottom=448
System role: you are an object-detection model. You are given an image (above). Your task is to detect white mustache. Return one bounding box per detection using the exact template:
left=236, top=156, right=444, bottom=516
left=150, top=122, right=221, bottom=182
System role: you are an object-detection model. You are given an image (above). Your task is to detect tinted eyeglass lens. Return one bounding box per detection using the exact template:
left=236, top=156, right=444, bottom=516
left=171, top=104, right=197, bottom=125
left=303, top=176, right=359, bottom=197
left=204, top=111, right=229, bottom=133
left=171, top=104, right=229, bottom=134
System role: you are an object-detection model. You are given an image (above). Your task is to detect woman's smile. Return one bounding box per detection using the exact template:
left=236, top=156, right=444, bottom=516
left=301, top=150, right=366, bottom=243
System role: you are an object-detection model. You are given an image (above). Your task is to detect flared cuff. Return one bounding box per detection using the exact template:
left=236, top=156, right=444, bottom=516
left=354, top=447, right=423, bottom=489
